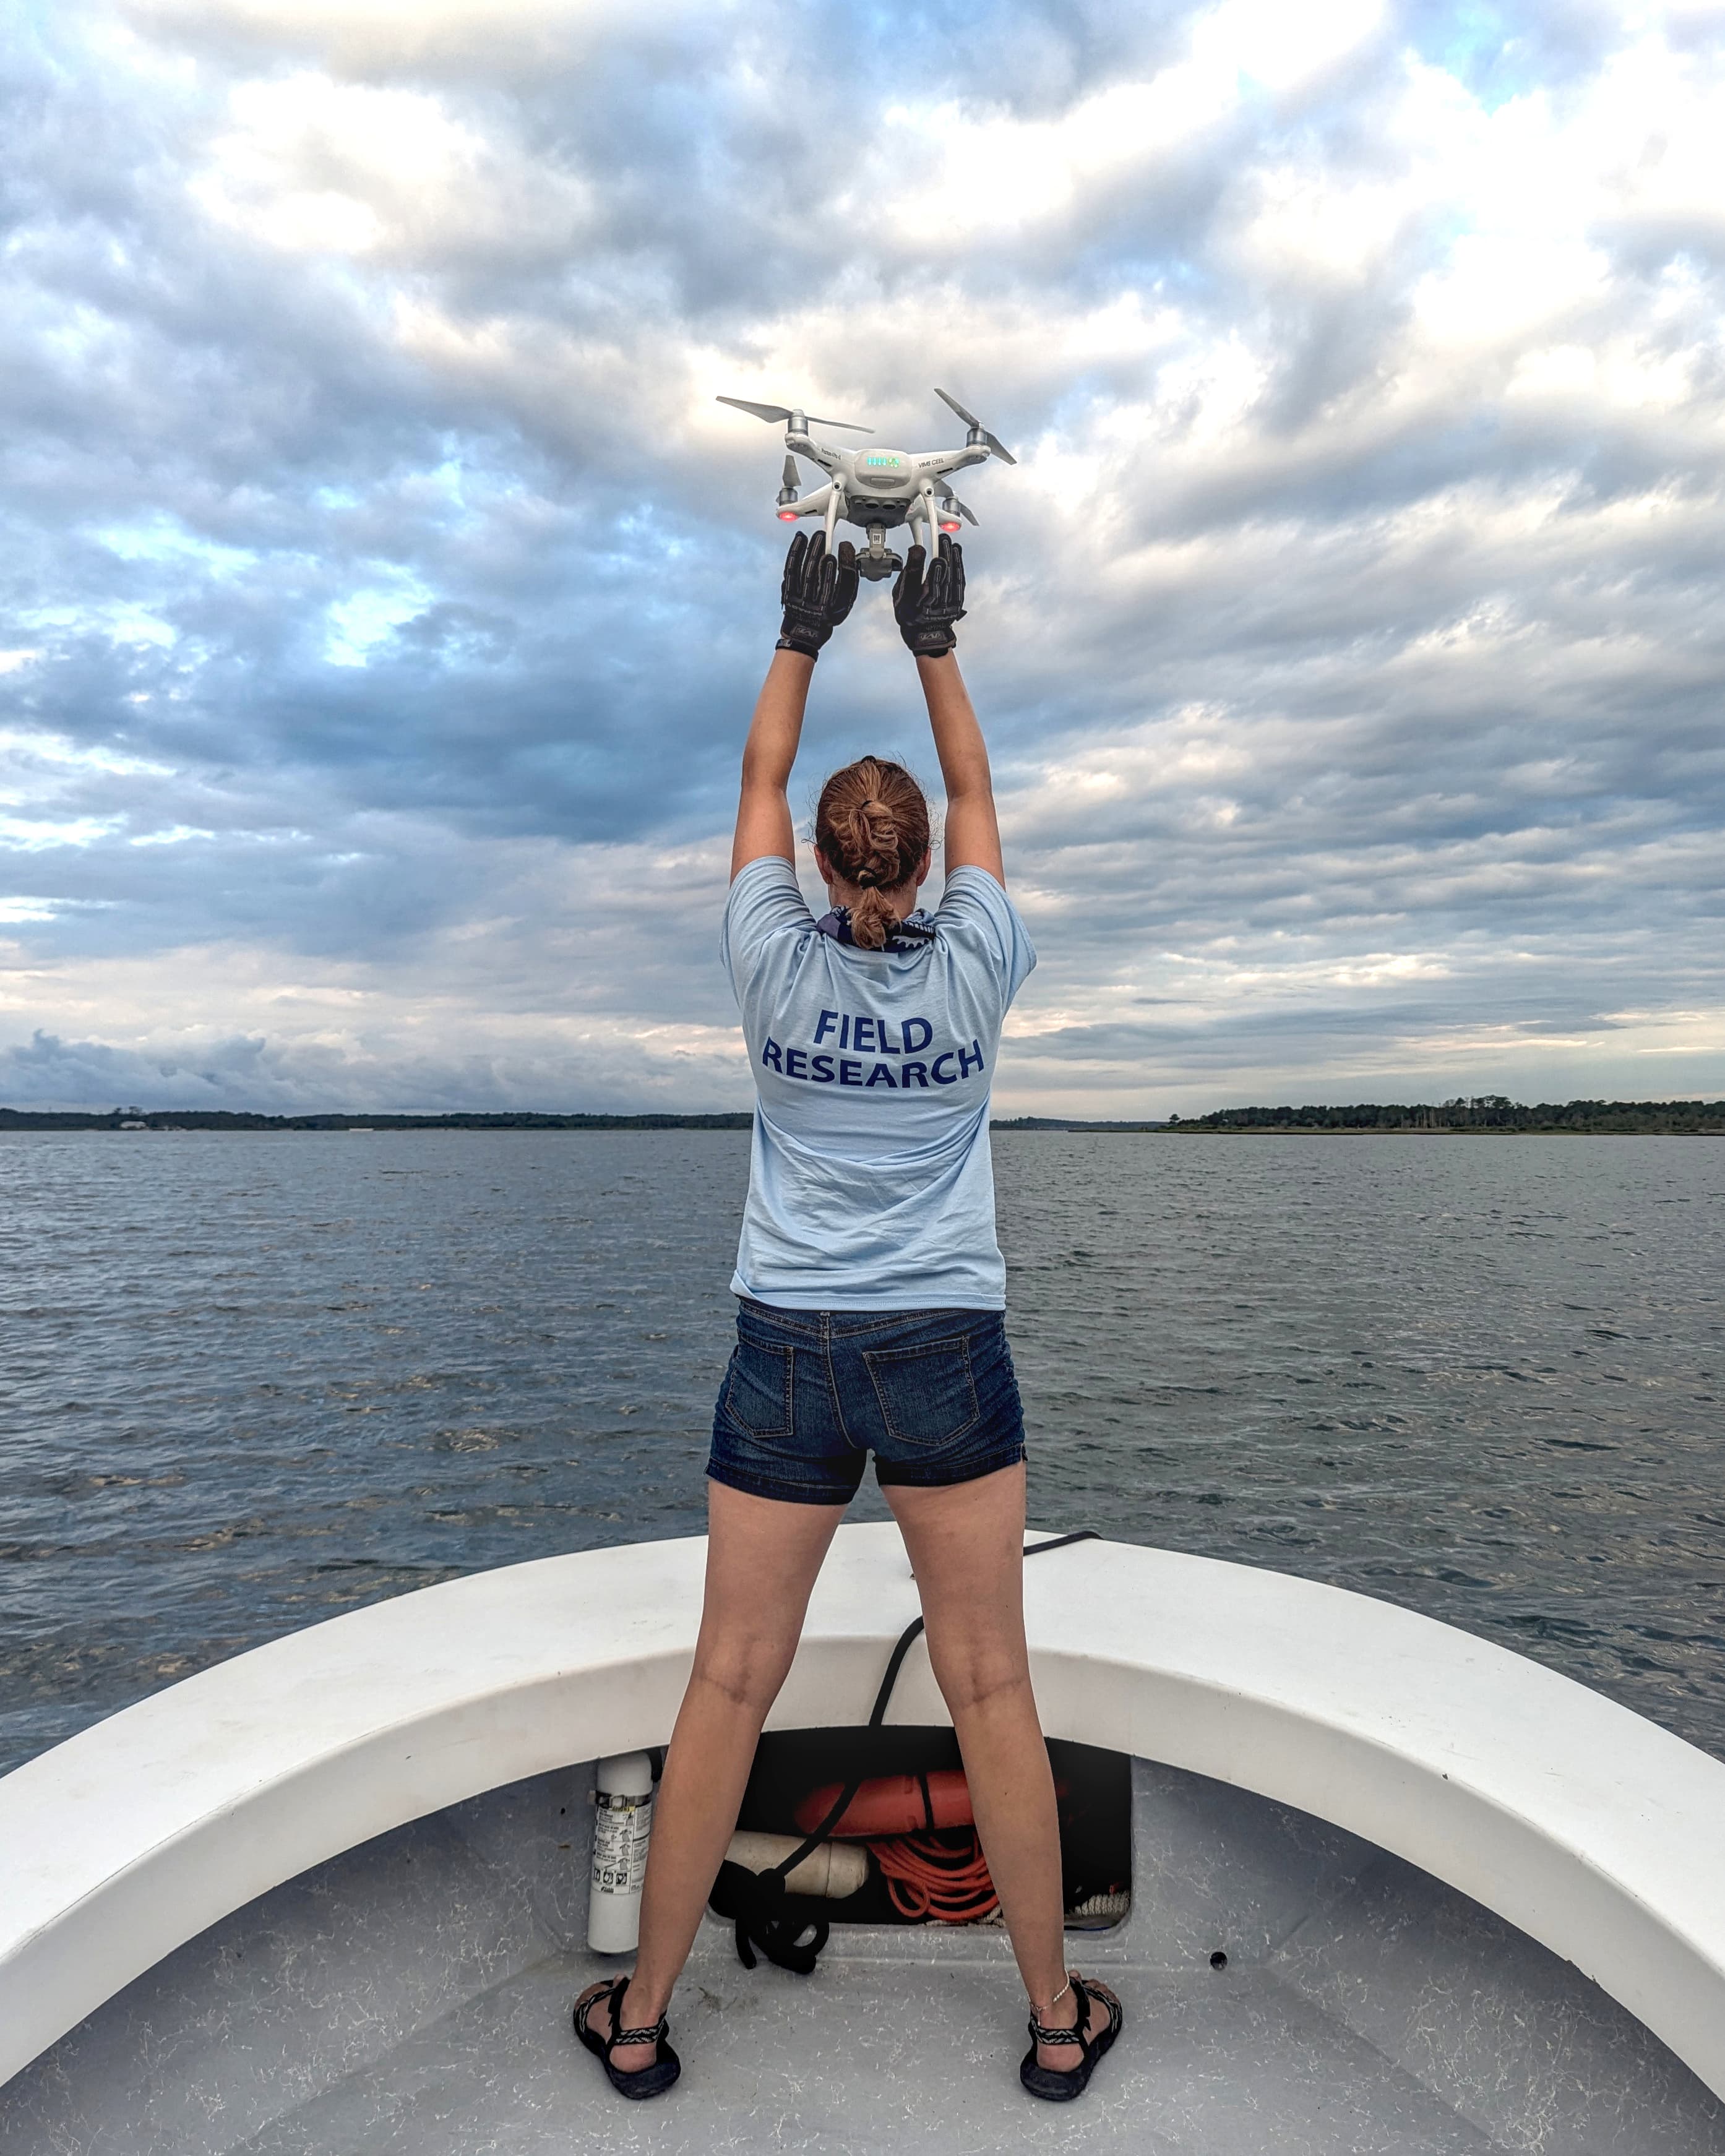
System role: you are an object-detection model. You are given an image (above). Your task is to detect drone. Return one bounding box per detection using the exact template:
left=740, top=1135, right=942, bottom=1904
left=716, top=388, right=1016, bottom=581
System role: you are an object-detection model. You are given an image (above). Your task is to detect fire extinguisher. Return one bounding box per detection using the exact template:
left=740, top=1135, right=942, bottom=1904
left=588, top=1752, right=654, bottom=1952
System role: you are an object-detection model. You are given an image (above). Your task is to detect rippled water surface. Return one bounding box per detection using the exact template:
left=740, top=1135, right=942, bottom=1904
left=2, top=1130, right=1721, bottom=1774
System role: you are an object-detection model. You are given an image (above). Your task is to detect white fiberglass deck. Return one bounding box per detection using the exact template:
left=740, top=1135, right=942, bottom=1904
left=2, top=1524, right=1725, bottom=2142
left=9, top=1748, right=1725, bottom=2153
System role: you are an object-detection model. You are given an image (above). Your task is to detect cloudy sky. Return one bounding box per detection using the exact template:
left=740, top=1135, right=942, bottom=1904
left=2, top=0, right=1723, bottom=1117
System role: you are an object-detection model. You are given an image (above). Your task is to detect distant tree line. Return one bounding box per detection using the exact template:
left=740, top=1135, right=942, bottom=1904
left=1167, top=1096, right=1725, bottom=1134
left=4, top=1099, right=1722, bottom=1135
left=0, top=1109, right=755, bottom=1132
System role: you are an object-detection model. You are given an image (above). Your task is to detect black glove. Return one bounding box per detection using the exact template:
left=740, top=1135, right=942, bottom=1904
left=776, top=531, right=859, bottom=659
left=892, top=535, right=966, bottom=658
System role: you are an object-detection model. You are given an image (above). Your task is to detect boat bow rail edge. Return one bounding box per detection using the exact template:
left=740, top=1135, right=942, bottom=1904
left=1, top=1523, right=1723, bottom=2096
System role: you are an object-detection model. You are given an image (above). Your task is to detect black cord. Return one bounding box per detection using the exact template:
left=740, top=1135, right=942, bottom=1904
left=1023, top=1529, right=1103, bottom=1559
left=863, top=1531, right=1099, bottom=1730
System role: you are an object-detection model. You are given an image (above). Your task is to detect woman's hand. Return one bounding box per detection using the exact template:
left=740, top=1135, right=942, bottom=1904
left=892, top=536, right=966, bottom=657
left=776, top=531, right=860, bottom=659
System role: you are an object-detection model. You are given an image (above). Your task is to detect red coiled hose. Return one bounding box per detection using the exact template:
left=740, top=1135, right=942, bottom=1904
left=866, top=1829, right=998, bottom=1922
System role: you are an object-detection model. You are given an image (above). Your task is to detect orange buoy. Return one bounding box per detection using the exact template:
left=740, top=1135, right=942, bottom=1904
left=794, top=1767, right=973, bottom=1839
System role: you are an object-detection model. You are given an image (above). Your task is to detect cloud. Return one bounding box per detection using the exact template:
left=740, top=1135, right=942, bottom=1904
left=2, top=0, right=1723, bottom=1112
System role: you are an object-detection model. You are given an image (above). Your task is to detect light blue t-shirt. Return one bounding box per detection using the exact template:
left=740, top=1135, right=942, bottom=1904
left=720, top=856, right=1036, bottom=1310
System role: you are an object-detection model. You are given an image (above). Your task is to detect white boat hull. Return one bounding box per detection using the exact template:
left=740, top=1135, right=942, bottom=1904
left=2, top=1526, right=1723, bottom=2149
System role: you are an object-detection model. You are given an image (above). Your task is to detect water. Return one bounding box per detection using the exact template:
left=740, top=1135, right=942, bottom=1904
left=1, top=1130, right=1721, bottom=1777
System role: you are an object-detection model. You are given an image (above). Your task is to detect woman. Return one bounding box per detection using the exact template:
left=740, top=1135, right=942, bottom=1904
left=575, top=530, right=1123, bottom=2104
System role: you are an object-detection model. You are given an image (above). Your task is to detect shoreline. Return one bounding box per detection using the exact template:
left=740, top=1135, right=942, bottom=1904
left=3, top=1104, right=1723, bottom=1136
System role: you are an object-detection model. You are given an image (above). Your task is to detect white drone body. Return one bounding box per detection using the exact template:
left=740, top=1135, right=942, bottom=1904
left=717, top=389, right=1016, bottom=581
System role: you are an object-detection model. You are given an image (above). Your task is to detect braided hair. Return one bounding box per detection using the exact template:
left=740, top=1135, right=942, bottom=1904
left=813, top=758, right=931, bottom=950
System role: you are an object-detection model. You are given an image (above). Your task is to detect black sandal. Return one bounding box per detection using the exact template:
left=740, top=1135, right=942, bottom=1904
left=573, top=1975, right=682, bottom=2100
left=1020, top=1971, right=1122, bottom=2102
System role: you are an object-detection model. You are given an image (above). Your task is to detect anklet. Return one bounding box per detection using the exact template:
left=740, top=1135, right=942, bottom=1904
left=1033, top=1974, right=1072, bottom=2016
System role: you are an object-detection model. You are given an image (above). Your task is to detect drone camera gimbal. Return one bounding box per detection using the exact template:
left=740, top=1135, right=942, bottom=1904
left=718, top=390, right=1015, bottom=581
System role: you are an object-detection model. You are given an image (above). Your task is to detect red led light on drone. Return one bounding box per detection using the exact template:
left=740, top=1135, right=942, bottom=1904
left=777, top=508, right=799, bottom=522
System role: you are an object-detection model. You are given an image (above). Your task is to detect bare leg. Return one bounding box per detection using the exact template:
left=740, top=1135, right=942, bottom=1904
left=884, top=1465, right=1117, bottom=2071
left=576, top=1477, right=845, bottom=2069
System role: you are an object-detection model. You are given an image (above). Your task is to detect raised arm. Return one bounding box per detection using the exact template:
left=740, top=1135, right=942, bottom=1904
left=731, top=532, right=860, bottom=880
left=918, top=653, right=1004, bottom=885
left=893, top=537, right=1005, bottom=885
left=731, top=649, right=812, bottom=875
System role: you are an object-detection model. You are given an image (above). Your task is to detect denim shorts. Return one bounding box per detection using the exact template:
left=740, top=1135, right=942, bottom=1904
left=707, top=1300, right=1027, bottom=1506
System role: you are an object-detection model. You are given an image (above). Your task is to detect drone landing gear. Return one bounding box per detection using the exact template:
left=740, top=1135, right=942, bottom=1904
left=856, top=523, right=902, bottom=582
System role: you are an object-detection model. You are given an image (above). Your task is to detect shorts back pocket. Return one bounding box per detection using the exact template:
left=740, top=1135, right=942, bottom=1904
left=863, top=1335, right=980, bottom=1449
left=723, top=1339, right=793, bottom=1438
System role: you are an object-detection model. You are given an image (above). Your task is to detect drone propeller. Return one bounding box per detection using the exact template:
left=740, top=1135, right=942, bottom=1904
left=776, top=455, right=802, bottom=519
left=717, top=395, right=872, bottom=434
left=934, top=480, right=979, bottom=527
left=933, top=387, right=1016, bottom=465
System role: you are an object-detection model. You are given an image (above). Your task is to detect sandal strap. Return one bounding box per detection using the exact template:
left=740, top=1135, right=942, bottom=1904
left=581, top=1977, right=667, bottom=2056
left=1027, top=2019, right=1084, bottom=2045
left=1028, top=1972, right=1092, bottom=2051
left=613, top=2017, right=668, bottom=2048
left=575, top=1978, right=622, bottom=2042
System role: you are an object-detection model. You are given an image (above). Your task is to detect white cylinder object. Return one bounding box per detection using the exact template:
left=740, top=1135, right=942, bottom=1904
left=726, top=1830, right=869, bottom=1901
left=588, top=1753, right=655, bottom=1953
